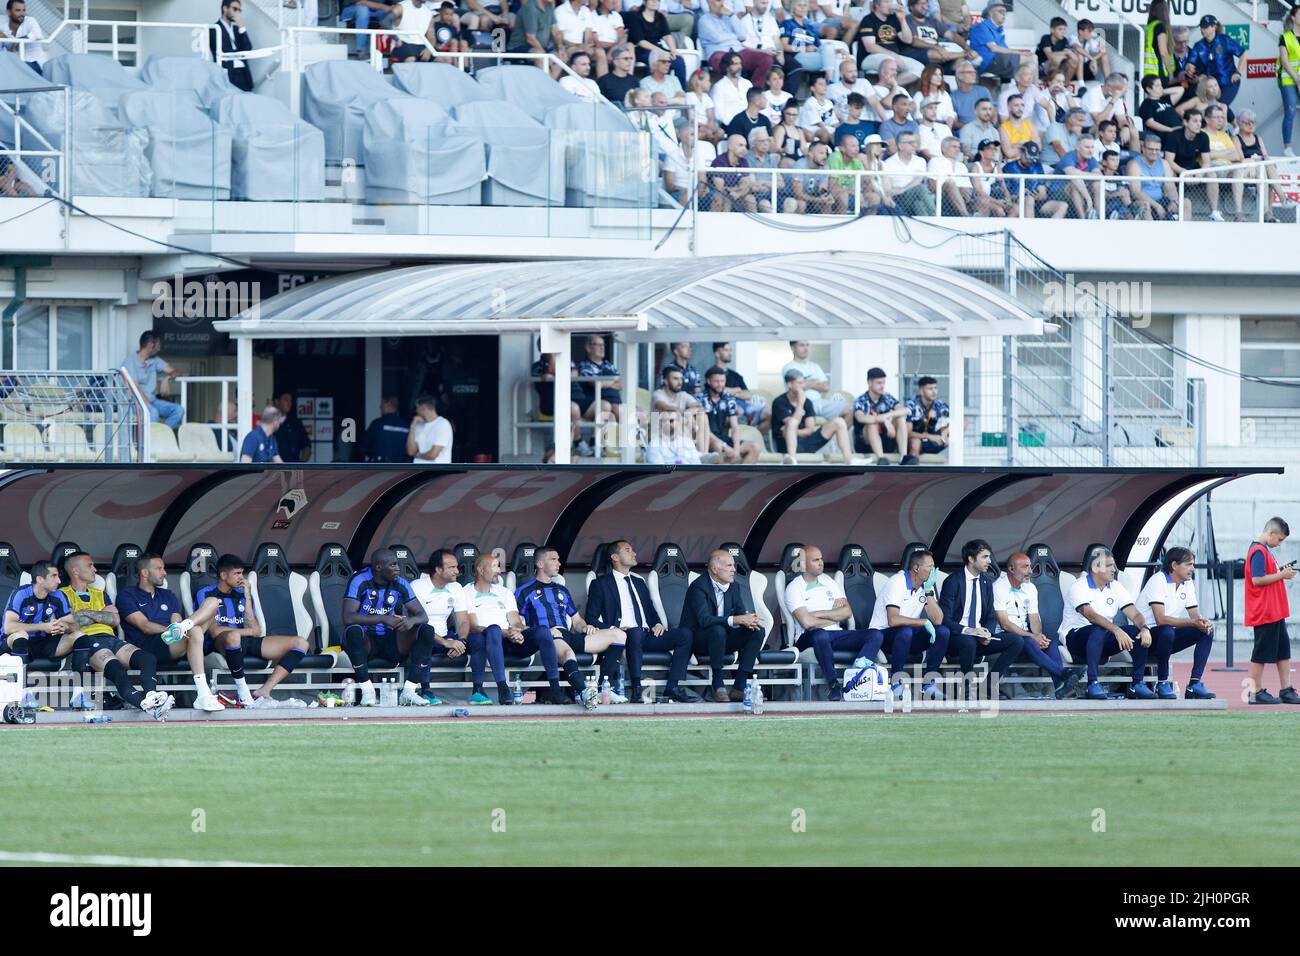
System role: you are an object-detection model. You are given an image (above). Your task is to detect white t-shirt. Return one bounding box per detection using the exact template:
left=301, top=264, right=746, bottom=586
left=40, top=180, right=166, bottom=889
left=396, top=0, right=435, bottom=44
left=555, top=1, right=596, bottom=43
left=797, top=94, right=839, bottom=132
left=456, top=583, right=518, bottom=630
left=781, top=357, right=829, bottom=387
left=412, top=578, right=463, bottom=636
left=1136, top=572, right=1199, bottom=627
left=1081, top=84, right=1128, bottom=125
left=560, top=74, right=601, bottom=98
left=927, top=153, right=971, bottom=187
left=643, top=433, right=702, bottom=464
left=992, top=575, right=1038, bottom=632
left=713, top=76, right=752, bottom=126
left=917, top=120, right=953, bottom=157
left=881, top=151, right=926, bottom=190
left=742, top=10, right=782, bottom=50
left=828, top=78, right=874, bottom=115
left=784, top=573, right=845, bottom=638
left=1, top=13, right=48, bottom=65
left=761, top=87, right=793, bottom=126
left=998, top=83, right=1053, bottom=132
left=686, top=90, right=716, bottom=123
left=868, top=568, right=928, bottom=630
left=591, top=10, right=624, bottom=43
left=1058, top=574, right=1135, bottom=638
left=411, top=415, right=452, bottom=464
left=912, top=89, right=955, bottom=126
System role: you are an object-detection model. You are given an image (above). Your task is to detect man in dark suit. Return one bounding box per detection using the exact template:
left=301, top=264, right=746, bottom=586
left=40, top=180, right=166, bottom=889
left=585, top=540, right=700, bottom=703
left=681, top=549, right=766, bottom=703
left=939, top=538, right=1025, bottom=693
left=211, top=0, right=254, bottom=92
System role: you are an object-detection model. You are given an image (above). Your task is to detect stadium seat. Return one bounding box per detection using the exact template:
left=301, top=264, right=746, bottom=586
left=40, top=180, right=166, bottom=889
left=150, top=422, right=194, bottom=462
left=246, top=543, right=313, bottom=642
left=308, top=543, right=353, bottom=649
left=899, top=540, right=928, bottom=573
left=452, top=542, right=479, bottom=585
left=179, top=543, right=219, bottom=616
left=51, top=542, right=84, bottom=581
left=473, top=64, right=580, bottom=124
left=104, top=543, right=143, bottom=603
left=647, top=542, right=690, bottom=629
left=772, top=542, right=804, bottom=648
left=585, top=542, right=613, bottom=593
left=44, top=422, right=97, bottom=461
left=388, top=543, right=420, bottom=583
left=117, top=90, right=233, bottom=200
left=1080, top=542, right=1109, bottom=573
left=504, top=541, right=538, bottom=592
left=834, top=543, right=876, bottom=631
left=178, top=423, right=233, bottom=462
left=0, top=542, right=22, bottom=614
left=1027, top=542, right=1065, bottom=644
left=2, top=422, right=54, bottom=461
left=301, top=60, right=407, bottom=163
left=390, top=61, right=495, bottom=107
left=719, top=541, right=772, bottom=640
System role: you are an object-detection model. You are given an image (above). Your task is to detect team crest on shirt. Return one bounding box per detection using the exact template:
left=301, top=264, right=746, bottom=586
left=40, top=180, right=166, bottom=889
left=161, top=604, right=168, bottom=611
left=386, top=594, right=396, bottom=605
left=1105, top=597, right=1114, bottom=605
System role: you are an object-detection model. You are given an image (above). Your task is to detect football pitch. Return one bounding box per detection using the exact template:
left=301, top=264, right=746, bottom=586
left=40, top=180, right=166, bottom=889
left=2, top=712, right=1293, bottom=867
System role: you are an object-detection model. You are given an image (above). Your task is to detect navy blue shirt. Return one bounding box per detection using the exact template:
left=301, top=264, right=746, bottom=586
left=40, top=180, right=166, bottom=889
left=515, top=578, right=578, bottom=631
left=240, top=427, right=279, bottom=462
left=3, top=584, right=70, bottom=635
left=195, top=584, right=249, bottom=630
left=1250, top=549, right=1269, bottom=579
left=117, top=585, right=182, bottom=646
left=345, top=569, right=416, bottom=637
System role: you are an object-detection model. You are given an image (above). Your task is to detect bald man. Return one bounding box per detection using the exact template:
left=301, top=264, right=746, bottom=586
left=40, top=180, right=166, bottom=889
left=455, top=553, right=523, bottom=706
left=994, top=550, right=1082, bottom=699
left=680, top=549, right=767, bottom=703
left=782, top=545, right=883, bottom=700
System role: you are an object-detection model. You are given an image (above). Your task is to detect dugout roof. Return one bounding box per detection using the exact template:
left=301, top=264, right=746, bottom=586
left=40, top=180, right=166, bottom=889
left=0, top=464, right=1270, bottom=573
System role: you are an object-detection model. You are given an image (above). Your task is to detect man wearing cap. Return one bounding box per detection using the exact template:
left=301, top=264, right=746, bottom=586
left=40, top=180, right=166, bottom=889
left=916, top=96, right=952, bottom=160
left=959, top=96, right=997, bottom=160
left=1000, top=140, right=1066, bottom=218
left=1043, top=106, right=1087, bottom=167
left=968, top=0, right=1030, bottom=81
left=1188, top=14, right=1244, bottom=105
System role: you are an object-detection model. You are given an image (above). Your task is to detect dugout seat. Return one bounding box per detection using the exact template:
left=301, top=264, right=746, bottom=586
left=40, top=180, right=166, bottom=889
left=179, top=543, right=218, bottom=616
left=1027, top=541, right=1066, bottom=647
left=835, top=544, right=876, bottom=632
left=247, top=543, right=332, bottom=668
left=504, top=541, right=538, bottom=592
left=51, top=541, right=80, bottom=574
left=899, top=540, right=928, bottom=573
left=308, top=543, right=353, bottom=649
left=647, top=543, right=690, bottom=629
left=772, top=542, right=804, bottom=648
left=388, top=543, right=420, bottom=583
left=0, top=542, right=23, bottom=614
left=585, top=541, right=613, bottom=593
left=1080, top=542, right=1109, bottom=574
left=104, top=542, right=143, bottom=603
left=452, top=542, right=479, bottom=585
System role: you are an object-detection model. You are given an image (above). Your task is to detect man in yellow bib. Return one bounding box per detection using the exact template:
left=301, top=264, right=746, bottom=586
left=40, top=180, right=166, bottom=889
left=58, top=551, right=173, bottom=720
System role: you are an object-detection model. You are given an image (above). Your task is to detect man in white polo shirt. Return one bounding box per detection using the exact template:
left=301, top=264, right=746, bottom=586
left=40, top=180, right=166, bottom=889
left=994, top=550, right=1082, bottom=698
left=866, top=547, right=949, bottom=700
left=1135, top=546, right=1216, bottom=700
left=455, top=553, right=520, bottom=705
left=407, top=392, right=453, bottom=464
left=784, top=544, right=882, bottom=701
left=781, top=339, right=846, bottom=421
left=410, top=548, right=469, bottom=694
left=1058, top=546, right=1152, bottom=701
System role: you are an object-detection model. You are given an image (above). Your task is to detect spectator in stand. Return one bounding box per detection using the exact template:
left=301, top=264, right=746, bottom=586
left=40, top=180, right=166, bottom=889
left=662, top=341, right=704, bottom=396
left=707, top=132, right=760, bottom=210
left=590, top=0, right=626, bottom=70
left=1138, top=74, right=1186, bottom=148
left=749, top=127, right=796, bottom=210
left=0, top=155, right=36, bottom=196
left=699, top=0, right=773, bottom=86
left=798, top=74, right=841, bottom=144
left=997, top=93, right=1037, bottom=162
left=273, top=391, right=311, bottom=462
left=642, top=47, right=687, bottom=102
left=969, top=137, right=1014, bottom=216
left=2, top=0, right=47, bottom=74
left=657, top=0, right=695, bottom=35
left=740, top=0, right=788, bottom=83
left=725, top=86, right=774, bottom=138
left=1083, top=72, right=1138, bottom=148
left=662, top=119, right=707, bottom=204
left=210, top=399, right=240, bottom=454
left=827, top=131, right=866, bottom=210
left=1143, top=0, right=1174, bottom=86
left=712, top=51, right=753, bottom=126
left=1127, top=132, right=1185, bottom=220
left=879, top=91, right=918, bottom=154
left=240, top=406, right=284, bottom=463
left=407, top=392, right=453, bottom=464
left=1244, top=516, right=1300, bottom=705
left=509, top=0, right=558, bottom=60
left=1001, top=140, right=1067, bottom=218
left=1052, top=133, right=1099, bottom=219
left=901, top=0, right=966, bottom=72
left=869, top=56, right=907, bottom=121
left=783, top=339, right=845, bottom=420
left=1044, top=70, right=1078, bottom=124
left=913, top=64, right=955, bottom=127
left=906, top=375, right=949, bottom=457
left=1042, top=105, right=1086, bottom=167
left=771, top=369, right=853, bottom=464
left=760, top=66, right=793, bottom=125
left=782, top=0, right=839, bottom=79
left=849, top=0, right=923, bottom=83
left=828, top=58, right=874, bottom=118
left=575, top=333, right=624, bottom=424
left=388, top=0, right=439, bottom=61
left=1280, top=4, right=1300, bottom=157
left=460, top=0, right=512, bottom=41
left=852, top=367, right=914, bottom=463
left=555, top=0, right=604, bottom=72
left=643, top=408, right=703, bottom=463
left=1036, top=17, right=1079, bottom=81
left=1234, top=110, right=1278, bottom=221
left=1170, top=24, right=1197, bottom=91
left=211, top=0, right=254, bottom=90
left=529, top=352, right=585, bottom=452
left=998, top=61, right=1052, bottom=133
left=430, top=1, right=472, bottom=63
left=1164, top=106, right=1208, bottom=181
left=361, top=396, right=413, bottom=462
left=915, top=97, right=951, bottom=160
left=560, top=49, right=601, bottom=96
left=967, top=0, right=1029, bottom=81
left=1200, top=103, right=1240, bottom=220
left=949, top=60, right=990, bottom=131
left=959, top=96, right=997, bottom=160
left=937, top=0, right=970, bottom=38
left=1188, top=14, right=1243, bottom=105
left=882, top=130, right=934, bottom=213
left=929, top=134, right=973, bottom=216
left=701, top=367, right=761, bottom=462
left=836, top=92, right=879, bottom=145
left=1067, top=18, right=1109, bottom=83
left=1193, top=75, right=1233, bottom=127
left=124, top=331, right=184, bottom=430
left=687, top=68, right=726, bottom=145
left=792, top=139, right=839, bottom=210
left=711, top=342, right=769, bottom=429
left=1098, top=143, right=1136, bottom=219
left=1095, top=118, right=1125, bottom=158
left=626, top=0, right=687, bottom=88
left=598, top=44, right=639, bottom=103
left=774, top=100, right=810, bottom=160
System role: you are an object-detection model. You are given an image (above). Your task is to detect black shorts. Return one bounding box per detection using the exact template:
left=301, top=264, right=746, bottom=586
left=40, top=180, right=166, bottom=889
left=134, top=634, right=182, bottom=665
left=20, top=634, right=61, bottom=660
left=241, top=636, right=265, bottom=661
left=776, top=429, right=830, bottom=454
left=70, top=634, right=129, bottom=672
left=577, top=390, right=623, bottom=416
left=853, top=428, right=900, bottom=454
left=1251, top=620, right=1291, bottom=664
left=916, top=437, right=946, bottom=454
left=391, top=42, right=428, bottom=59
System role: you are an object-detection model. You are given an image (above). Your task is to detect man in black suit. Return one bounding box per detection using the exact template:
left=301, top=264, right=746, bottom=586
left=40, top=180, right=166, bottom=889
left=211, top=0, right=254, bottom=92
left=681, top=549, right=766, bottom=703
left=584, top=540, right=700, bottom=703
left=938, top=538, right=1025, bottom=694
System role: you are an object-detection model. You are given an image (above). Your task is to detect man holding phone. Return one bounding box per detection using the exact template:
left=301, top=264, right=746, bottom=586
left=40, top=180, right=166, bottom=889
left=1245, top=517, right=1299, bottom=704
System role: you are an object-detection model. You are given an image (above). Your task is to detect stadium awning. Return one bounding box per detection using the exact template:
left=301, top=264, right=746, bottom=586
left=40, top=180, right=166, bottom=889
left=211, top=252, right=1048, bottom=464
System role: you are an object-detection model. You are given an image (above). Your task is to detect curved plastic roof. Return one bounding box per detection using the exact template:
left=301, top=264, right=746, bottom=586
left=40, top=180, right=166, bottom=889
left=0, top=464, right=1268, bottom=574
left=211, top=253, right=1046, bottom=341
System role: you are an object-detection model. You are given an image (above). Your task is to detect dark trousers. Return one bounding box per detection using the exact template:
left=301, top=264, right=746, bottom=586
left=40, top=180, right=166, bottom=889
left=471, top=624, right=509, bottom=687
left=796, top=627, right=882, bottom=686
left=692, top=623, right=765, bottom=690
left=520, top=625, right=562, bottom=679
left=343, top=622, right=434, bottom=686
left=1018, top=635, right=1065, bottom=679
left=870, top=623, right=951, bottom=680
left=624, top=625, right=692, bottom=692
left=948, top=629, right=1025, bottom=679
left=1064, top=624, right=1148, bottom=684
left=1151, top=624, right=1213, bottom=682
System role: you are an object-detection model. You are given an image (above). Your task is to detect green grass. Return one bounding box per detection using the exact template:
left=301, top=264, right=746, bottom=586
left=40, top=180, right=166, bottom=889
left=2, top=713, right=1294, bottom=866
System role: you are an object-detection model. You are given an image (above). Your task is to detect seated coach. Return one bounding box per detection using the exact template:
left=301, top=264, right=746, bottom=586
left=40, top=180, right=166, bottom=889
left=938, top=538, right=1024, bottom=693
left=682, top=548, right=766, bottom=703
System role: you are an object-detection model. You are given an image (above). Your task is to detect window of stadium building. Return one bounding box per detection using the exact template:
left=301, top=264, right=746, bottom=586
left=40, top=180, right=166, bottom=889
left=1, top=304, right=93, bottom=371
left=1242, top=319, right=1300, bottom=411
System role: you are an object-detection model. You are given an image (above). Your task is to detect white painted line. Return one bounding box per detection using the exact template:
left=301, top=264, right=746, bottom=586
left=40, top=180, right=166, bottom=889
left=0, top=850, right=289, bottom=868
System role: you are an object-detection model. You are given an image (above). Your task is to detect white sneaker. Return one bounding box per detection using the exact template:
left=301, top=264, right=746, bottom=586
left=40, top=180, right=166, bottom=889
left=607, top=689, right=629, bottom=704
left=398, top=686, right=431, bottom=706
left=278, top=696, right=308, bottom=708
left=781, top=453, right=797, bottom=465
left=140, top=690, right=165, bottom=710
left=1209, top=210, right=1224, bottom=222
left=247, top=695, right=281, bottom=709
left=146, top=693, right=175, bottom=722
left=1284, top=147, right=1296, bottom=157
left=161, top=619, right=194, bottom=645
left=194, top=692, right=225, bottom=712
left=358, top=689, right=379, bottom=707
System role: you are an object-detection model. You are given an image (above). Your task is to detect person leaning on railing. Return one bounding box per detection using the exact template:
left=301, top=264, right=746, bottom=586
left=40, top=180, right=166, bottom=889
left=1233, top=110, right=1279, bottom=222
left=1126, top=132, right=1185, bottom=221
left=881, top=130, right=934, bottom=215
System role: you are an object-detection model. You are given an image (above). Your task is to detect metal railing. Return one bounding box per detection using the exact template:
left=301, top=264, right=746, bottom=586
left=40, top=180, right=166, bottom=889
left=175, top=375, right=239, bottom=455
left=0, top=370, right=145, bottom=462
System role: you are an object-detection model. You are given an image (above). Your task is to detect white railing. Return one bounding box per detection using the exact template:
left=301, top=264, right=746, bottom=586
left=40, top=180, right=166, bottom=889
left=0, top=85, right=66, bottom=199
left=512, top=374, right=619, bottom=458
left=175, top=375, right=239, bottom=453
left=0, top=370, right=146, bottom=463
left=1179, top=155, right=1300, bottom=223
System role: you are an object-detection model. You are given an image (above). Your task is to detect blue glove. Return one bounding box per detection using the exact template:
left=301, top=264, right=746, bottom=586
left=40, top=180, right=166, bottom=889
left=923, top=619, right=936, bottom=644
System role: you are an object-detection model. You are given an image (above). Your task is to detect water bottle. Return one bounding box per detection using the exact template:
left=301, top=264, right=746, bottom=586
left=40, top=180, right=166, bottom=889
left=512, top=672, right=524, bottom=705
left=341, top=678, right=356, bottom=707
left=884, top=680, right=895, bottom=714
left=752, top=680, right=764, bottom=715
left=641, top=678, right=655, bottom=704
left=901, top=680, right=913, bottom=714
left=600, top=676, right=612, bottom=705
left=585, top=674, right=598, bottom=702
left=742, top=677, right=754, bottom=715
left=381, top=678, right=397, bottom=708
left=451, top=708, right=471, bottom=718
left=82, top=714, right=112, bottom=724
left=616, top=675, right=625, bottom=699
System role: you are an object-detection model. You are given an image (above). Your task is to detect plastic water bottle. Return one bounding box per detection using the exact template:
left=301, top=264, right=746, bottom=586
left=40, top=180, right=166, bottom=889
left=883, top=680, right=895, bottom=714
left=901, top=680, right=913, bottom=714
left=616, top=675, right=625, bottom=699
left=82, top=714, right=112, bottom=724
left=585, top=674, right=598, bottom=702
left=742, top=677, right=754, bottom=715
left=600, top=676, right=612, bottom=705
left=341, top=678, right=356, bottom=707
left=752, top=680, right=764, bottom=715
left=381, top=678, right=397, bottom=708
left=512, top=672, right=524, bottom=705
left=641, top=678, right=655, bottom=704
left=451, top=708, right=471, bottom=718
